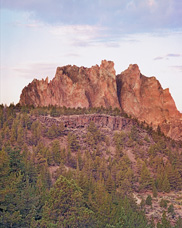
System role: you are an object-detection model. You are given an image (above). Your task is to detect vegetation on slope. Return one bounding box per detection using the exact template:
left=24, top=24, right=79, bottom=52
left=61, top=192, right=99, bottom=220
left=0, top=104, right=182, bottom=227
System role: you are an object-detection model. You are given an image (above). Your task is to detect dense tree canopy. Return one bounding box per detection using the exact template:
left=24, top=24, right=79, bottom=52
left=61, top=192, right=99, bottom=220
left=0, top=105, right=182, bottom=227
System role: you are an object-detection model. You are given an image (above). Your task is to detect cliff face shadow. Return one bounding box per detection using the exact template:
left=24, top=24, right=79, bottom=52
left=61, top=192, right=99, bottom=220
left=85, top=91, right=92, bottom=108
left=116, top=76, right=122, bottom=108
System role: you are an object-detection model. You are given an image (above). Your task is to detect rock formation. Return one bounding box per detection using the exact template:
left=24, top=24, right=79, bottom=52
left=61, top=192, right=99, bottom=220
left=116, top=64, right=182, bottom=140
left=19, top=60, right=182, bottom=140
left=20, top=60, right=120, bottom=109
left=36, top=114, right=133, bottom=132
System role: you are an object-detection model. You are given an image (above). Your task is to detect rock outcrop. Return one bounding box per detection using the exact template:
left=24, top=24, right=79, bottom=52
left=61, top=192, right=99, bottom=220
left=36, top=114, right=133, bottom=132
left=116, top=64, right=182, bottom=140
left=19, top=61, right=182, bottom=140
left=20, top=60, right=120, bottom=109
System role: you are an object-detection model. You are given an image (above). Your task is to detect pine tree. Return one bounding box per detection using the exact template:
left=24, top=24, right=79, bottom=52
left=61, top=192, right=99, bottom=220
left=17, top=125, right=24, bottom=147
left=152, top=182, right=158, bottom=197
left=162, top=175, right=171, bottom=193
left=10, top=120, right=18, bottom=145
left=106, top=172, right=115, bottom=194
left=40, top=175, right=96, bottom=227
left=0, top=148, right=24, bottom=227
left=51, top=140, right=61, bottom=165
left=161, top=211, right=171, bottom=228
left=30, top=120, right=41, bottom=146
left=46, top=123, right=58, bottom=139
left=0, top=148, right=10, bottom=201
left=146, top=195, right=152, bottom=207
left=139, top=163, right=152, bottom=190
left=168, top=204, right=175, bottom=218
left=160, top=199, right=168, bottom=208
left=46, top=149, right=54, bottom=166
left=166, top=164, right=182, bottom=190
left=174, top=216, right=182, bottom=228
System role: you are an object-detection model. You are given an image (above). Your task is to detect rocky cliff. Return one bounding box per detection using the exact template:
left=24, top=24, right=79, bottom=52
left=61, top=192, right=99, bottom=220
left=116, top=64, right=182, bottom=140
left=36, top=114, right=132, bottom=132
left=20, top=60, right=120, bottom=109
left=19, top=60, right=182, bottom=140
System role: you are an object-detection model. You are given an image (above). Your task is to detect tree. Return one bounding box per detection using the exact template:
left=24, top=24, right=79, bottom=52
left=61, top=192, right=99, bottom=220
left=152, top=182, right=158, bottom=197
left=160, top=199, right=168, bottom=209
left=51, top=140, right=61, bottom=165
left=146, top=195, right=152, bottom=207
left=46, top=123, right=59, bottom=139
left=162, top=175, right=171, bottom=193
left=130, top=125, right=138, bottom=141
left=115, top=198, right=151, bottom=228
left=68, top=133, right=80, bottom=152
left=139, top=163, right=152, bottom=190
left=30, top=120, right=41, bottom=146
left=40, top=175, right=96, bottom=227
left=58, top=122, right=65, bottom=136
left=0, top=147, right=39, bottom=228
left=17, top=125, right=24, bottom=147
left=168, top=204, right=175, bottom=218
left=161, top=211, right=171, bottom=228
left=87, top=121, right=103, bottom=146
left=10, top=119, right=18, bottom=145
left=118, top=178, right=132, bottom=196
left=106, top=172, right=115, bottom=194
left=46, top=149, right=54, bottom=166
left=174, top=216, right=182, bottom=228
left=166, top=164, right=182, bottom=190
left=0, top=148, right=10, bottom=202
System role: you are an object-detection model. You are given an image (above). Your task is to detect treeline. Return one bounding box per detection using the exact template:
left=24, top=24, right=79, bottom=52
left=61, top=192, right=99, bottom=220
left=0, top=104, right=182, bottom=227
left=3, top=103, right=122, bottom=117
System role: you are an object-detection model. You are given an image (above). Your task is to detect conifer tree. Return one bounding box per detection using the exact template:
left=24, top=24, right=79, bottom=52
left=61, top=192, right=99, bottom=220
left=152, top=182, right=158, bottom=197
left=162, top=175, right=171, bottom=193
left=139, top=163, right=152, bottom=190
left=17, top=125, right=24, bottom=147
left=30, top=120, right=41, bottom=146
left=168, top=204, right=175, bottom=218
left=166, top=164, right=182, bottom=190
left=161, top=211, right=171, bottom=228
left=106, top=172, right=115, bottom=194
left=40, top=175, right=96, bottom=227
left=51, top=139, right=61, bottom=165
left=146, top=195, right=152, bottom=207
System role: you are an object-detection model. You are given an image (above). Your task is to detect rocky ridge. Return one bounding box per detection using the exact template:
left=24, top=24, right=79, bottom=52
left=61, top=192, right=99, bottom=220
left=20, top=60, right=120, bottom=109
left=116, top=64, right=182, bottom=140
left=35, top=114, right=133, bottom=132
left=20, top=60, right=182, bottom=140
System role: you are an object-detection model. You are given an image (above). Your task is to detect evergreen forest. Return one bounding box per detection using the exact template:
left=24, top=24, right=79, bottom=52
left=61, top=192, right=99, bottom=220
left=0, top=104, right=182, bottom=228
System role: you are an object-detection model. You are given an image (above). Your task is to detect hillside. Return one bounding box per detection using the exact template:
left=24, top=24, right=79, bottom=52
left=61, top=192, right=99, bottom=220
left=0, top=105, right=182, bottom=227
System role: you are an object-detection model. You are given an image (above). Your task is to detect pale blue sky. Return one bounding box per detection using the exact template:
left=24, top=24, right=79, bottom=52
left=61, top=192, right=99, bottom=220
left=0, top=0, right=182, bottom=110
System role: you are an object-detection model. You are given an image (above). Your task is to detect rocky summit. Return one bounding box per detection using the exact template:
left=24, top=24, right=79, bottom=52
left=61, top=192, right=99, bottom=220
left=20, top=60, right=120, bottom=109
left=20, top=60, right=182, bottom=140
left=116, top=64, right=182, bottom=140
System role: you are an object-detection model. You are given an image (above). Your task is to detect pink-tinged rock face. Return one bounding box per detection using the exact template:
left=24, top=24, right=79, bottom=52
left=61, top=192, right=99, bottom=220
left=20, top=60, right=120, bottom=109
left=19, top=61, right=182, bottom=140
left=116, top=64, right=182, bottom=140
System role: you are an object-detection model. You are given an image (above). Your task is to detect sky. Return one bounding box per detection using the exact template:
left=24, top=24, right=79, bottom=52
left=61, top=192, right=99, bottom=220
left=0, top=0, right=182, bottom=110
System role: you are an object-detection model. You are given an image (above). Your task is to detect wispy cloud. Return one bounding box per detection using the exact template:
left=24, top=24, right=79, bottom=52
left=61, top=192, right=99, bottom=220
left=50, top=24, right=104, bottom=39
left=154, top=53, right=182, bottom=60
left=154, top=56, right=164, bottom=61
left=14, top=20, right=43, bottom=28
left=64, top=53, right=80, bottom=58
left=104, top=42, right=120, bottom=48
left=50, top=24, right=106, bottom=47
left=166, top=54, right=181, bottom=58
left=170, top=65, right=182, bottom=72
left=1, top=0, right=182, bottom=34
